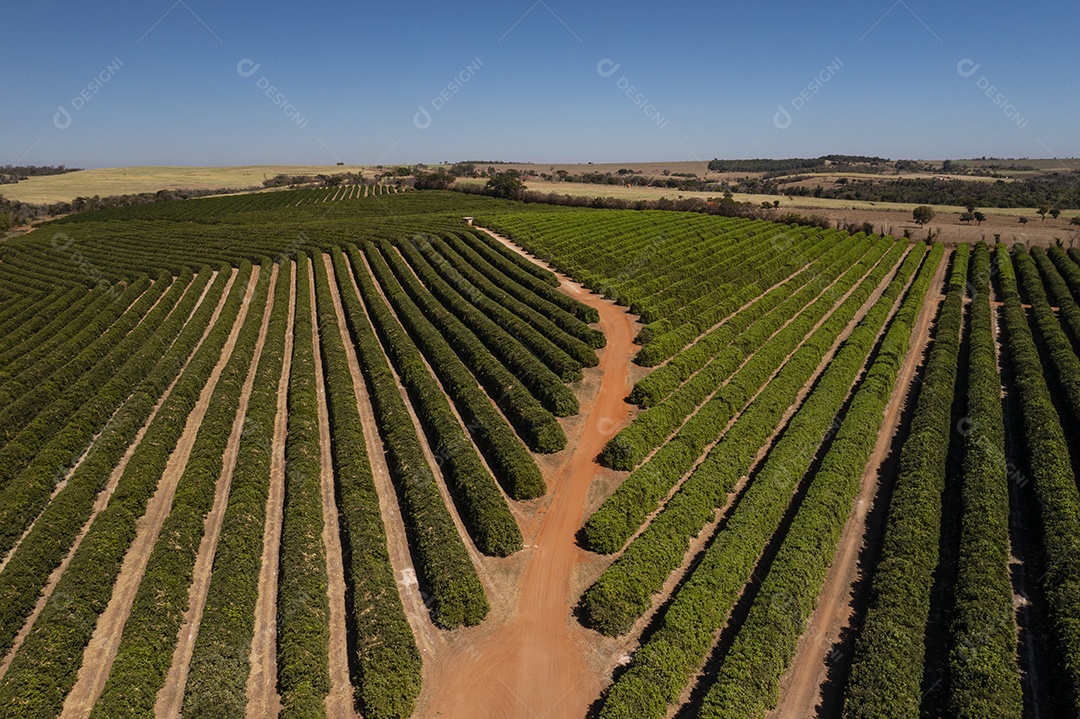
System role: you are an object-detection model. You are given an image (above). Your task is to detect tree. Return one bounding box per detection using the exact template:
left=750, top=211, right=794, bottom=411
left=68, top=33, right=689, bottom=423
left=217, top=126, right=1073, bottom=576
left=966, top=203, right=977, bottom=214
left=973, top=211, right=986, bottom=226
left=485, top=170, right=525, bottom=200
left=1071, top=216, right=1080, bottom=226
left=913, top=206, right=935, bottom=226
left=1050, top=207, right=1062, bottom=220
left=1038, top=204, right=1051, bottom=221
left=1019, top=216, right=1029, bottom=224
left=960, top=212, right=975, bottom=224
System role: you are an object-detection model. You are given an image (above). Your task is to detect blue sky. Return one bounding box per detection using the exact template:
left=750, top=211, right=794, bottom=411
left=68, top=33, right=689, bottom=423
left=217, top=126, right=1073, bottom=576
left=3, top=0, right=1077, bottom=167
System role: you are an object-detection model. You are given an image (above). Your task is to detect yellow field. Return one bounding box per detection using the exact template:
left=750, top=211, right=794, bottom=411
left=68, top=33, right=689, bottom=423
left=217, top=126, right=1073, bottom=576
left=0, top=165, right=369, bottom=204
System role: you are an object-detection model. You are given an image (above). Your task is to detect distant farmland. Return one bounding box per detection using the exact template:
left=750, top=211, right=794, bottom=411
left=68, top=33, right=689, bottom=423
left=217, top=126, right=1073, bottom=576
left=0, top=189, right=1077, bottom=719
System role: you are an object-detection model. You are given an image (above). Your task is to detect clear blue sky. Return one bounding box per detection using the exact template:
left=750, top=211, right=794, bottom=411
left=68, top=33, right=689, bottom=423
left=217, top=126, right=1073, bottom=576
left=3, top=0, right=1077, bottom=168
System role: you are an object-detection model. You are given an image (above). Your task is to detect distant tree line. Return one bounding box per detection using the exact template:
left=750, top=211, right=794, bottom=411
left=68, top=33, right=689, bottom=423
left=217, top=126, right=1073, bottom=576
left=707, top=155, right=893, bottom=174
left=0, top=165, right=82, bottom=185
left=776, top=173, right=1080, bottom=209
left=0, top=187, right=253, bottom=228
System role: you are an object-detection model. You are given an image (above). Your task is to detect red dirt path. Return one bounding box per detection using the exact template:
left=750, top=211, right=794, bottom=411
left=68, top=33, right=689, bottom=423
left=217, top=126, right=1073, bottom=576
left=417, top=231, right=639, bottom=718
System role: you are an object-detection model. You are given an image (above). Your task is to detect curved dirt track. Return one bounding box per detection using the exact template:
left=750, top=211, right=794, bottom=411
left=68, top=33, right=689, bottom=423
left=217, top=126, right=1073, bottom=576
left=417, top=230, right=639, bottom=718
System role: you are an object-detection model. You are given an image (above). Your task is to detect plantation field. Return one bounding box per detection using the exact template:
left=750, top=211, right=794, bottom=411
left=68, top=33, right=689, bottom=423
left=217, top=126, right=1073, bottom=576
left=0, top=165, right=370, bottom=204
left=0, top=189, right=1077, bottom=719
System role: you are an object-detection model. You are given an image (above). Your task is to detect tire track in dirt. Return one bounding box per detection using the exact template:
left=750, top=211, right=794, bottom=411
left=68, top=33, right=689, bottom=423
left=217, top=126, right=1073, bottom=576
left=769, top=249, right=950, bottom=719
left=246, top=261, right=296, bottom=719
left=417, top=229, right=639, bottom=719
left=154, top=265, right=279, bottom=718
left=59, top=267, right=256, bottom=719
left=0, top=270, right=224, bottom=684
left=308, top=259, right=361, bottom=719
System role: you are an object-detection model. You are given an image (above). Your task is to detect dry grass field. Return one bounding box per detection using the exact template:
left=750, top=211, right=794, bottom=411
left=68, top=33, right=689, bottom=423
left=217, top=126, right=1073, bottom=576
left=0, top=165, right=368, bottom=204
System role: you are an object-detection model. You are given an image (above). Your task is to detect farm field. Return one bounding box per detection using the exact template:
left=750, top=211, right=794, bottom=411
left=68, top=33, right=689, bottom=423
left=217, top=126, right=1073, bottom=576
left=0, top=166, right=371, bottom=205
left=0, top=188, right=1078, bottom=719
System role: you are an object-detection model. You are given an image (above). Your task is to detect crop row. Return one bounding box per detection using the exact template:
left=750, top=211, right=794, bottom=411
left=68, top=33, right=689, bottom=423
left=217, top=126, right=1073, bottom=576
left=0, top=263, right=249, bottom=717
left=440, top=232, right=604, bottom=350
left=92, top=262, right=271, bottom=717
left=595, top=242, right=936, bottom=718
left=701, top=242, right=952, bottom=719
left=0, top=267, right=199, bottom=562
left=1050, top=245, right=1080, bottom=304
left=995, top=243, right=1080, bottom=715
left=0, top=267, right=214, bottom=663
left=0, top=286, right=109, bottom=382
left=335, top=245, right=489, bottom=628
left=181, top=262, right=291, bottom=718
left=583, top=240, right=911, bottom=555
left=0, top=276, right=161, bottom=476
left=397, top=239, right=579, bottom=417
left=947, top=243, right=1024, bottom=719
left=1014, top=245, right=1080, bottom=430
left=841, top=245, right=967, bottom=718
left=341, top=247, right=522, bottom=556
left=353, top=246, right=545, bottom=500
left=313, top=254, right=423, bottom=718
left=630, top=233, right=872, bottom=407
left=0, top=287, right=91, bottom=371
left=1034, top=247, right=1080, bottom=350
left=636, top=232, right=838, bottom=365
left=276, top=254, right=332, bottom=718
left=413, top=234, right=596, bottom=373
left=377, top=240, right=566, bottom=453
left=585, top=241, right=920, bottom=636
left=601, top=235, right=878, bottom=470
left=0, top=268, right=194, bottom=552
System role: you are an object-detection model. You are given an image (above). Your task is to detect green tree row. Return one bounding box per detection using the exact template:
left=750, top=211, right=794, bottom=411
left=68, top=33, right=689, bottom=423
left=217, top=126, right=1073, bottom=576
left=182, top=262, right=292, bottom=718
left=595, top=243, right=934, bottom=717
left=0, top=266, right=208, bottom=661
left=995, top=243, right=1080, bottom=715
left=314, top=253, right=423, bottom=718
left=583, top=240, right=912, bottom=556
left=377, top=240, right=566, bottom=454
left=335, top=246, right=489, bottom=628
left=92, top=262, right=271, bottom=717
left=354, top=245, right=545, bottom=500
left=702, top=243, right=955, bottom=719
left=0, top=263, right=249, bottom=717
left=344, top=247, right=522, bottom=556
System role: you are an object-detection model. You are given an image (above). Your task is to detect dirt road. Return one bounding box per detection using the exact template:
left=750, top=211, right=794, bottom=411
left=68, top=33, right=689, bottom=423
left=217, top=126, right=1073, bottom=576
left=246, top=262, right=296, bottom=719
left=417, top=229, right=639, bottom=718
